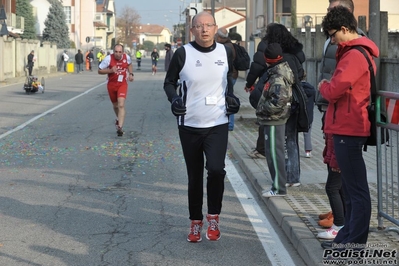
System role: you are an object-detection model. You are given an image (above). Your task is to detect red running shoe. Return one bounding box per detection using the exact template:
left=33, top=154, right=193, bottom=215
left=206, top=214, right=221, bottom=241
left=187, top=220, right=203, bottom=243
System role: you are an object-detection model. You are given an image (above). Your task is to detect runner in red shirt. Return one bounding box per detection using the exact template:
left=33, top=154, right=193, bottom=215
left=98, top=44, right=134, bottom=136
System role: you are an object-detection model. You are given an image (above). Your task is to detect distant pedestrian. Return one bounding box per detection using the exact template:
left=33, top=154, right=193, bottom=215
left=85, top=50, right=90, bottom=70
left=164, top=43, right=173, bottom=72
left=86, top=50, right=94, bottom=71
left=27, top=50, right=35, bottom=76
left=136, top=50, right=142, bottom=70
left=151, top=48, right=159, bottom=75
left=257, top=43, right=294, bottom=198
left=75, top=49, right=84, bottom=73
left=97, top=49, right=105, bottom=66
left=62, top=50, right=69, bottom=72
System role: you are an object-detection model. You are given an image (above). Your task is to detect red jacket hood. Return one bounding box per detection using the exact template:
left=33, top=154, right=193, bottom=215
left=336, top=36, right=379, bottom=61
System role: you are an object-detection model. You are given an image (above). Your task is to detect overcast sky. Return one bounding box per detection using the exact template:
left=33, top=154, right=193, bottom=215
left=116, top=0, right=193, bottom=32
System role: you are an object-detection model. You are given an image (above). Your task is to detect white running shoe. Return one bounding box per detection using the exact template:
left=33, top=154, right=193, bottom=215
left=317, top=224, right=343, bottom=240
left=286, top=183, right=301, bottom=187
left=262, top=190, right=286, bottom=197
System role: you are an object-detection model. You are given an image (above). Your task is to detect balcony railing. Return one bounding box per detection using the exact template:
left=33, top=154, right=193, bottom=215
left=275, top=13, right=325, bottom=29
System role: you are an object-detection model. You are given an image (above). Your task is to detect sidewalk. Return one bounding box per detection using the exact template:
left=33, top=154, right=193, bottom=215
left=228, top=78, right=399, bottom=266
left=0, top=72, right=69, bottom=87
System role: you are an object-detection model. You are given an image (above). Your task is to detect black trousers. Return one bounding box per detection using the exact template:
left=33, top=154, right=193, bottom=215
left=333, top=135, right=370, bottom=245
left=178, top=123, right=228, bottom=221
left=28, top=63, right=33, bottom=76
left=325, top=166, right=345, bottom=226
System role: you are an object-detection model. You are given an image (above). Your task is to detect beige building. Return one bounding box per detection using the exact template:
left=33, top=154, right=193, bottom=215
left=62, top=0, right=116, bottom=50
left=136, top=24, right=172, bottom=45
left=22, top=0, right=116, bottom=50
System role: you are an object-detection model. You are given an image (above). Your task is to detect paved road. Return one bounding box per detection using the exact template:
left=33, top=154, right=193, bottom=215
left=0, top=59, right=306, bottom=266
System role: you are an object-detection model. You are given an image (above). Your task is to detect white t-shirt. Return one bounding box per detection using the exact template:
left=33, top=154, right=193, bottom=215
left=63, top=53, right=69, bottom=61
left=177, top=43, right=229, bottom=128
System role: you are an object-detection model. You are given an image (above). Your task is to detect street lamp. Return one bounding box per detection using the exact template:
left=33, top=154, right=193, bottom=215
left=0, top=5, right=9, bottom=37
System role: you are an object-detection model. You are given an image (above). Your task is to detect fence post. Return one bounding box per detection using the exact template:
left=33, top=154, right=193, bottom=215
left=358, top=15, right=367, bottom=34
left=380, top=12, right=388, bottom=59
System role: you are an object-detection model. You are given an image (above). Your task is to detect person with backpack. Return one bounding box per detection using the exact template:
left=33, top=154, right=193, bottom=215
left=61, top=50, right=69, bottom=72
left=215, top=27, right=238, bottom=131
left=317, top=0, right=367, bottom=244
left=256, top=43, right=295, bottom=197
left=318, top=6, right=379, bottom=249
left=246, top=23, right=307, bottom=187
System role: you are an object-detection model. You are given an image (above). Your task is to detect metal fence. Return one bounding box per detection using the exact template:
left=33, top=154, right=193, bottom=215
left=377, top=91, right=399, bottom=233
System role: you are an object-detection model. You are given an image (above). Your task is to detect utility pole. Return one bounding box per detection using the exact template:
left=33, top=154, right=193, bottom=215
left=369, top=0, right=380, bottom=86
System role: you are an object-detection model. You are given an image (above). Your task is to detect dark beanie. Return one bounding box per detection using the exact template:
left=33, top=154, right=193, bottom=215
left=264, top=43, right=283, bottom=64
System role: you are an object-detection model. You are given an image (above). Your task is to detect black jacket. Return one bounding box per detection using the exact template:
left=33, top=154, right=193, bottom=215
left=282, top=43, right=306, bottom=84
left=245, top=40, right=268, bottom=88
left=27, top=53, right=34, bottom=66
left=75, top=52, right=84, bottom=64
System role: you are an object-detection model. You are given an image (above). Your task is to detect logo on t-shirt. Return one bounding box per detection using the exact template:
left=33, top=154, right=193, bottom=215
left=195, top=60, right=202, bottom=67
left=215, top=60, right=225, bottom=66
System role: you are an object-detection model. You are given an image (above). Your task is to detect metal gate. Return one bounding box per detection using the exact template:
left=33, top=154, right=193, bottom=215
left=376, top=91, right=399, bottom=233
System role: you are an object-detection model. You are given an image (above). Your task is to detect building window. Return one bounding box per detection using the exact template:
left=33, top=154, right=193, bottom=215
left=63, top=6, right=71, bottom=24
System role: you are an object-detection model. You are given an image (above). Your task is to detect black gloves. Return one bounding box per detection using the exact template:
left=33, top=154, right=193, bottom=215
left=226, top=94, right=240, bottom=115
left=171, top=95, right=240, bottom=116
left=171, top=96, right=186, bottom=116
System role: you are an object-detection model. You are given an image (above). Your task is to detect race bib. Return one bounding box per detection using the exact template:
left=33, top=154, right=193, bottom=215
left=205, top=96, right=217, bottom=105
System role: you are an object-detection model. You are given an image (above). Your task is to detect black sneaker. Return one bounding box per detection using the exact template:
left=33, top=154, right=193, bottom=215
left=117, top=126, right=124, bottom=137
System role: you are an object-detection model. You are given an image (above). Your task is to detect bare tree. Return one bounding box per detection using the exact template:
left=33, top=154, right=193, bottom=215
left=116, top=6, right=141, bottom=49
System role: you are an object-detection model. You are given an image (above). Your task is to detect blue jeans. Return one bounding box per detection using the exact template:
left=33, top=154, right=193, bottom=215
left=76, top=63, right=83, bottom=73
left=333, top=135, right=370, bottom=245
left=228, top=79, right=237, bottom=131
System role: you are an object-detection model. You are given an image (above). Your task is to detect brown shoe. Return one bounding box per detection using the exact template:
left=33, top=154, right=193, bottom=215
left=319, top=211, right=332, bottom=220
left=318, top=212, right=334, bottom=228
